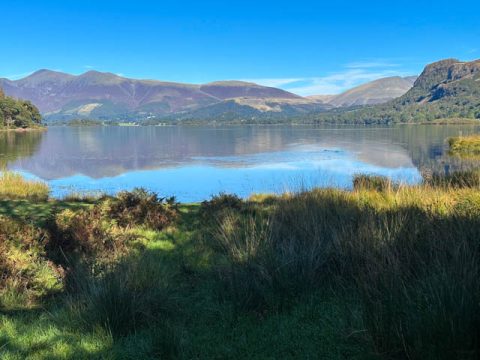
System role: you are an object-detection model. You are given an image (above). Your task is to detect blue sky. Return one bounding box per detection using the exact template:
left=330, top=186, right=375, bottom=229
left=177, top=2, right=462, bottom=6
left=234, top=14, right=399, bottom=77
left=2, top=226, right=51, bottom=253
left=1, top=0, right=479, bottom=95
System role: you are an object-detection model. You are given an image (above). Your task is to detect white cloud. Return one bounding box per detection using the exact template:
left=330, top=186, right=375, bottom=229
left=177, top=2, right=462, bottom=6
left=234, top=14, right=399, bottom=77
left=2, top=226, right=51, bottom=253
left=246, top=61, right=412, bottom=96
left=0, top=71, right=35, bottom=80
left=346, top=60, right=400, bottom=69
left=242, top=78, right=303, bottom=88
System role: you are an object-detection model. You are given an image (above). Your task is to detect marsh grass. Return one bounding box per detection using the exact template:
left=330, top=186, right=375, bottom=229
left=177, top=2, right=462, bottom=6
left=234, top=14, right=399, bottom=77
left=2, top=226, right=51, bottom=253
left=449, top=134, right=480, bottom=158
left=209, top=177, right=480, bottom=358
left=1, top=174, right=480, bottom=358
left=0, top=171, right=49, bottom=201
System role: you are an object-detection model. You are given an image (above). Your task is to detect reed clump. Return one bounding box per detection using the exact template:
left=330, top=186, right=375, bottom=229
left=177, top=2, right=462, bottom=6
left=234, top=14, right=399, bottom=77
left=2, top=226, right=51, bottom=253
left=0, top=171, right=49, bottom=201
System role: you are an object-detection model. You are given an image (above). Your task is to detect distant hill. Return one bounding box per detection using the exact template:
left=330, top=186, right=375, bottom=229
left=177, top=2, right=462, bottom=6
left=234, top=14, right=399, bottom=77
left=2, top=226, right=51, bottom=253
left=324, top=76, right=416, bottom=107
left=0, top=70, right=325, bottom=122
left=309, top=59, right=480, bottom=124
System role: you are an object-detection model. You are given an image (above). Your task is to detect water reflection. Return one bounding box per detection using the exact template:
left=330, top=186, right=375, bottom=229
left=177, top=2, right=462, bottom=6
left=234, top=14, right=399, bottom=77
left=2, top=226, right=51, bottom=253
left=2, top=124, right=479, bottom=200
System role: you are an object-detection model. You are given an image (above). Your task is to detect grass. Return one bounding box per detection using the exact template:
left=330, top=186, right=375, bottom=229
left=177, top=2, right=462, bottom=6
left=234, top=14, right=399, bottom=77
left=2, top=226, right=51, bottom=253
left=449, top=134, right=480, bottom=158
left=1, top=173, right=480, bottom=358
left=0, top=171, right=49, bottom=201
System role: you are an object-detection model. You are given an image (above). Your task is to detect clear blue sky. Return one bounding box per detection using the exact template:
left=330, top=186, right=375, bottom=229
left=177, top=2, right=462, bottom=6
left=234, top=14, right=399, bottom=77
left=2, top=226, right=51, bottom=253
left=1, top=0, right=479, bottom=95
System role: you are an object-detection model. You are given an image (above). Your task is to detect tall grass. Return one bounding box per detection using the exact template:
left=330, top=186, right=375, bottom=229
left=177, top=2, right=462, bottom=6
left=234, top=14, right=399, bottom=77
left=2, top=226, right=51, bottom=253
left=449, top=134, right=480, bottom=158
left=0, top=171, right=49, bottom=201
left=209, top=176, right=480, bottom=358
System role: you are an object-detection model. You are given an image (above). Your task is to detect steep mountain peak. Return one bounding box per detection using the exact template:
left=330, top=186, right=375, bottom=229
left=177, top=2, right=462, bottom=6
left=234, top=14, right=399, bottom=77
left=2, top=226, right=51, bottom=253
left=413, top=58, right=460, bottom=90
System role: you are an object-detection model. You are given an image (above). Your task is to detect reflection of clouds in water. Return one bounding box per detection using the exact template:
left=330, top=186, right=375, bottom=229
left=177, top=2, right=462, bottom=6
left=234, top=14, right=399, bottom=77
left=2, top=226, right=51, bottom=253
left=6, top=125, right=480, bottom=200
left=19, top=156, right=421, bottom=202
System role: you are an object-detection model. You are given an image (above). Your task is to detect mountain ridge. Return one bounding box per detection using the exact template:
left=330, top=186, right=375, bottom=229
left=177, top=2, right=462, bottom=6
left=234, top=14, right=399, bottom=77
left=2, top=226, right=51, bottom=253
left=0, top=69, right=419, bottom=121
left=310, top=58, right=480, bottom=124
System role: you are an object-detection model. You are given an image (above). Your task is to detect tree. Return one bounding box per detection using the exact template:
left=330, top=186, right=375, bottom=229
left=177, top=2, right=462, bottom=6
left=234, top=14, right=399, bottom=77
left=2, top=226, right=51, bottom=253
left=0, top=91, right=42, bottom=128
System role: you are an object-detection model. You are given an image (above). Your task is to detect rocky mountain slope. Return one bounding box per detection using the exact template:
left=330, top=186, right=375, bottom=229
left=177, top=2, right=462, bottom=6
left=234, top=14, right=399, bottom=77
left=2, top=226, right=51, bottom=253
left=310, top=58, right=480, bottom=124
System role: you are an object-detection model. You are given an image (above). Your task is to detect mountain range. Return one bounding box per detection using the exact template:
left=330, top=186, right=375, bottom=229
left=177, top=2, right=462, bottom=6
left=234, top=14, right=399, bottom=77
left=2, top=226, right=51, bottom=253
left=311, top=58, right=480, bottom=124
left=0, top=70, right=417, bottom=122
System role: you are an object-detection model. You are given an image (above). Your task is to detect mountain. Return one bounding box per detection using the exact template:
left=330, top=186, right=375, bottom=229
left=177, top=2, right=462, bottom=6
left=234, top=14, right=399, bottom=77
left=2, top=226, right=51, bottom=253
left=167, top=97, right=329, bottom=122
left=329, top=76, right=416, bottom=107
left=0, top=70, right=323, bottom=122
left=308, top=76, right=416, bottom=107
left=310, top=59, right=480, bottom=124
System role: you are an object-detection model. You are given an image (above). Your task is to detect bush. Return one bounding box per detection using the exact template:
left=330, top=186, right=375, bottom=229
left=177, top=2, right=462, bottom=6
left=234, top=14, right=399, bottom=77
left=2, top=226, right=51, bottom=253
left=200, top=193, right=244, bottom=221
left=50, top=207, right=134, bottom=271
left=0, top=216, right=61, bottom=308
left=105, top=188, right=178, bottom=230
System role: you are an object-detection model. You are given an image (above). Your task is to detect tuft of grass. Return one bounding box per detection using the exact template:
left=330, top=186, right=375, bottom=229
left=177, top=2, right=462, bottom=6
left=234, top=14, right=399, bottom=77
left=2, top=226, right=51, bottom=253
left=353, top=174, right=393, bottom=192
left=448, top=134, right=480, bottom=158
left=0, top=171, right=49, bottom=201
left=424, top=169, right=480, bottom=188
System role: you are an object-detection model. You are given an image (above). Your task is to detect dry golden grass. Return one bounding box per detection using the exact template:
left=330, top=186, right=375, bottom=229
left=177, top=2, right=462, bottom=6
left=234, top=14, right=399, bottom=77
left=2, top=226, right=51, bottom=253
left=448, top=134, right=480, bottom=158
left=0, top=171, right=49, bottom=201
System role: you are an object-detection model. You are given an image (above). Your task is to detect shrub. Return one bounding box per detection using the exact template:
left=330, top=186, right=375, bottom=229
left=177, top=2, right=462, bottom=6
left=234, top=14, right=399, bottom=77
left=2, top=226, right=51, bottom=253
left=0, top=171, right=49, bottom=201
left=105, top=188, right=178, bottom=230
left=0, top=216, right=61, bottom=308
left=50, top=207, right=134, bottom=271
left=200, top=193, right=244, bottom=221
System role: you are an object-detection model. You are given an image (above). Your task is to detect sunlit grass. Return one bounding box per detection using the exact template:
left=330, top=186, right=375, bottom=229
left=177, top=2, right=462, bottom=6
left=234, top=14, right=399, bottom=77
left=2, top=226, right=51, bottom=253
left=0, top=174, right=480, bottom=358
left=0, top=171, right=49, bottom=201
left=448, top=134, right=480, bottom=159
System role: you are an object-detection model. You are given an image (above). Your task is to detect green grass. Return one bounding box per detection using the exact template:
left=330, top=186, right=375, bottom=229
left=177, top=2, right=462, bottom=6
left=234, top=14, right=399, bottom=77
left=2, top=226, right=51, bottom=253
left=1, top=175, right=480, bottom=359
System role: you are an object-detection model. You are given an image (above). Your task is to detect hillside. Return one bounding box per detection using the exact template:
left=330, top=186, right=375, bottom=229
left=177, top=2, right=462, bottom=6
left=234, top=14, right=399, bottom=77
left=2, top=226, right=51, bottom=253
left=328, top=76, right=416, bottom=107
left=309, top=58, right=480, bottom=124
left=0, top=88, right=42, bottom=129
left=0, top=71, right=321, bottom=122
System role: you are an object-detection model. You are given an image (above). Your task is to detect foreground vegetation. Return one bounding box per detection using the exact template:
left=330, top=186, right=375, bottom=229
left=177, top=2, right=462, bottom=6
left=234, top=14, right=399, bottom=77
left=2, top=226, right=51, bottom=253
left=1, top=171, right=480, bottom=359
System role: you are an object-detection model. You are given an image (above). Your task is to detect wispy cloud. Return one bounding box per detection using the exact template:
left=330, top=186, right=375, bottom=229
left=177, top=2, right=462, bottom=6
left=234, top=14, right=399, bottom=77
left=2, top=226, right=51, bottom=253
left=0, top=71, right=35, bottom=80
left=345, top=60, right=400, bottom=69
left=245, top=60, right=413, bottom=96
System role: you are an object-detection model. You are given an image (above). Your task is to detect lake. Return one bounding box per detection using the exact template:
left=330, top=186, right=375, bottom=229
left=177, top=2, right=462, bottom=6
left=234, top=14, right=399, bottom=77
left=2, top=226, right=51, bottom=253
left=1, top=124, right=479, bottom=202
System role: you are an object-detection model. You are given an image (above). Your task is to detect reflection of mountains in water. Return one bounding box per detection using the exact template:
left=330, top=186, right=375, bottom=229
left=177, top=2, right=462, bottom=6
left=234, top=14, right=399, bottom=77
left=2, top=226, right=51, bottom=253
left=4, top=125, right=480, bottom=180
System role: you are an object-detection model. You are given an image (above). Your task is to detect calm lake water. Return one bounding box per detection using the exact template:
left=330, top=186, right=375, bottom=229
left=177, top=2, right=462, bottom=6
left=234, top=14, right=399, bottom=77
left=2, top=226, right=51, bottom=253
left=1, top=124, right=479, bottom=201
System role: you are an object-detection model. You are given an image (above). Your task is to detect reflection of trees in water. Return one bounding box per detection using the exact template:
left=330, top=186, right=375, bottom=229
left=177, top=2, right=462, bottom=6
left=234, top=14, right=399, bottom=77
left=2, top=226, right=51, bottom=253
left=0, top=131, right=44, bottom=168
left=390, top=125, right=480, bottom=174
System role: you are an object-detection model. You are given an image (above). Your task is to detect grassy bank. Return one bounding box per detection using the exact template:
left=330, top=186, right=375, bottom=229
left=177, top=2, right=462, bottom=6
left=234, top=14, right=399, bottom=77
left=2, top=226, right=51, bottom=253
left=1, top=173, right=480, bottom=359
